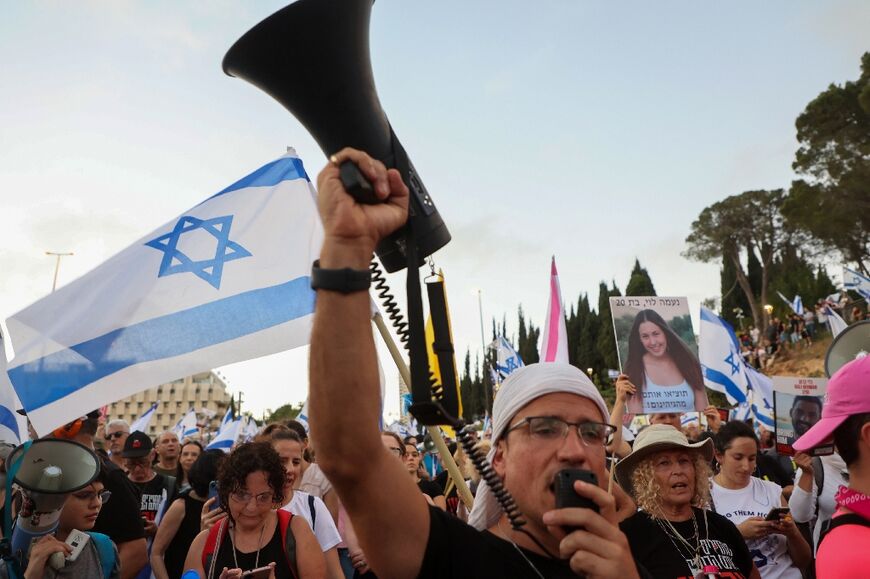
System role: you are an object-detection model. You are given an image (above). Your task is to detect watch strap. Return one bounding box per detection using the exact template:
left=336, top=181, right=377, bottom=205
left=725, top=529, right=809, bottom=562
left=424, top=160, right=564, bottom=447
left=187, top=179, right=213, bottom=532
left=310, top=260, right=371, bottom=293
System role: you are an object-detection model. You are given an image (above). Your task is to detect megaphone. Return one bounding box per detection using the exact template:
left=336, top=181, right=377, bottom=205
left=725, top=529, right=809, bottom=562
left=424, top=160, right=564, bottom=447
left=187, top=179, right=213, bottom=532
left=223, top=0, right=451, bottom=273
left=6, top=439, right=100, bottom=562
left=825, top=320, right=870, bottom=377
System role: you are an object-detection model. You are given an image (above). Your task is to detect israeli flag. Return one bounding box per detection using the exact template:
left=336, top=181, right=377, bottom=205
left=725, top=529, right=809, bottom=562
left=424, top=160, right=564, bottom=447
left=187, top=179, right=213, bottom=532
left=492, top=336, right=524, bottom=380
left=295, top=399, right=310, bottom=434
left=745, top=367, right=774, bottom=428
left=0, top=332, right=24, bottom=444
left=217, top=407, right=234, bottom=433
left=4, top=151, right=322, bottom=435
left=844, top=267, right=870, bottom=300
left=699, top=307, right=749, bottom=405
left=207, top=417, right=242, bottom=452
left=824, top=304, right=848, bottom=337
left=776, top=291, right=804, bottom=315
left=130, top=401, right=159, bottom=434
left=174, top=407, right=199, bottom=440
left=242, top=416, right=260, bottom=442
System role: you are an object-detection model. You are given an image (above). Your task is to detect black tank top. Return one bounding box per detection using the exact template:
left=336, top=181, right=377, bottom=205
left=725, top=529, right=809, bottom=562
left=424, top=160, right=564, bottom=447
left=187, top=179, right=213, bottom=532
left=164, top=491, right=205, bottom=578
left=211, top=519, right=293, bottom=579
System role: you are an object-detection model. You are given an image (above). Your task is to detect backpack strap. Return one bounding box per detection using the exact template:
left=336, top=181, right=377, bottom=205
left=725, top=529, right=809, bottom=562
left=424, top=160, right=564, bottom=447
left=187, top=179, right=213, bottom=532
left=818, top=513, right=870, bottom=548
left=307, top=494, right=317, bottom=529
left=277, top=509, right=299, bottom=579
left=202, top=517, right=227, bottom=578
left=87, top=532, right=116, bottom=579
left=812, top=457, right=824, bottom=521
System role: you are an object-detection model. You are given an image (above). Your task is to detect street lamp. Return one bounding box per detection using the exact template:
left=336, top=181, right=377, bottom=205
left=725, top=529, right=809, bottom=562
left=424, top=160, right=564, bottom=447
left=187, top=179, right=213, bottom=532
left=45, top=251, right=74, bottom=292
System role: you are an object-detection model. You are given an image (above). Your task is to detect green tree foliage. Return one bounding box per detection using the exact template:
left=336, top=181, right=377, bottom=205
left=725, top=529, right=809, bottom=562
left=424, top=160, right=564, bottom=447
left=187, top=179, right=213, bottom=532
left=720, top=253, right=752, bottom=329
left=684, top=190, right=793, bottom=329
left=596, top=282, right=622, bottom=372
left=265, top=403, right=303, bottom=424
left=768, top=244, right=837, bottom=321
left=459, top=349, right=487, bottom=420
left=517, top=305, right=540, bottom=365
left=625, top=259, right=657, bottom=296
left=785, top=53, right=870, bottom=274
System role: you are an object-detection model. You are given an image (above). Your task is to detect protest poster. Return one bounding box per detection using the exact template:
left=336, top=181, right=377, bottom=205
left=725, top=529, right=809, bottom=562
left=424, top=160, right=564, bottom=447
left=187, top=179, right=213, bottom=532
left=610, top=296, right=708, bottom=414
left=772, top=376, right=832, bottom=456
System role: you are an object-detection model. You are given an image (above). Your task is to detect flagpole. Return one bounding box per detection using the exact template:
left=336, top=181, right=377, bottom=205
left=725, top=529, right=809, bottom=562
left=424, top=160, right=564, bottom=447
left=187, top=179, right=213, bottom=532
left=45, top=251, right=73, bottom=293
left=476, top=289, right=491, bottom=413
left=372, top=312, right=474, bottom=509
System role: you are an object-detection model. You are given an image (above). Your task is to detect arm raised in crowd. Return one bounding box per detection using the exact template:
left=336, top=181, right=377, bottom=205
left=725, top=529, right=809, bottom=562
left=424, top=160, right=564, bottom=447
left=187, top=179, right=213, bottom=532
left=309, top=148, right=430, bottom=579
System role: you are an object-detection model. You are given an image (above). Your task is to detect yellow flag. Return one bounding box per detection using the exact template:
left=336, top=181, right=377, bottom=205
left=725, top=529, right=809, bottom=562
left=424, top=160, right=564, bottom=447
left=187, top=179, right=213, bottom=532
left=425, top=271, right=462, bottom=437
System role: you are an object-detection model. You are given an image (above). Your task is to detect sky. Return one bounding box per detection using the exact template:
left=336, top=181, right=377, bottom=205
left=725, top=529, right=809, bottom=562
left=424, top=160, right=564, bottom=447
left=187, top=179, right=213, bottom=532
left=1, top=1, right=868, bottom=420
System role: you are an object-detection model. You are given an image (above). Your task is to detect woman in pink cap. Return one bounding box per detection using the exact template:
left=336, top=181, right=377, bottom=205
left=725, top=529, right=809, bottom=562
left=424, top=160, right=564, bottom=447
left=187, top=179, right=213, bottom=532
left=792, top=354, right=870, bottom=578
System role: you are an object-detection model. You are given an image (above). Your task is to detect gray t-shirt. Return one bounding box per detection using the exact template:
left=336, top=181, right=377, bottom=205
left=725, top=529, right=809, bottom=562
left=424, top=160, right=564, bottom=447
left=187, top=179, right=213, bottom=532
left=0, top=536, right=120, bottom=579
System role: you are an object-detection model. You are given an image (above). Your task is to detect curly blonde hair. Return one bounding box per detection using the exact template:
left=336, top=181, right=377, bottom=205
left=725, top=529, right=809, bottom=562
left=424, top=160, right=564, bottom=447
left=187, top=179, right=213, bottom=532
left=630, top=451, right=711, bottom=516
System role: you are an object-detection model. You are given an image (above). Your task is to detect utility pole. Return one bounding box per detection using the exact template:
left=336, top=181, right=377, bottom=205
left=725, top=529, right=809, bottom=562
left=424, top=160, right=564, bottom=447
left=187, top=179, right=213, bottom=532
left=477, top=289, right=491, bottom=414
left=45, top=251, right=74, bottom=292
left=237, top=391, right=244, bottom=416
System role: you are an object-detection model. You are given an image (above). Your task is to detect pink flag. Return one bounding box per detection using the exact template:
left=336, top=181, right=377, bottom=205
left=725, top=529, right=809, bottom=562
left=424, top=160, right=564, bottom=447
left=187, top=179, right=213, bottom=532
left=541, top=256, right=569, bottom=363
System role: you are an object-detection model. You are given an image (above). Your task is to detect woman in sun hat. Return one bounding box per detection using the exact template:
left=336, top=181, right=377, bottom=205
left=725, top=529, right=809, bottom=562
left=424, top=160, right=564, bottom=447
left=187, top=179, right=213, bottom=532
left=617, top=424, right=759, bottom=578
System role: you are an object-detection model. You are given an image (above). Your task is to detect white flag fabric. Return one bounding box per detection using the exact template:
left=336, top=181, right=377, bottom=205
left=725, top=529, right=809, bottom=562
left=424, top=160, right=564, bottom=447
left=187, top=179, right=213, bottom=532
left=745, top=365, right=774, bottom=428
left=540, top=257, right=569, bottom=363
left=130, top=402, right=159, bottom=434
left=173, top=407, right=199, bottom=440
left=242, top=416, right=260, bottom=442
left=844, top=267, right=870, bottom=300
left=207, top=417, right=242, bottom=452
left=776, top=291, right=803, bottom=315
left=0, top=332, right=24, bottom=444
left=699, top=307, right=749, bottom=405
left=824, top=304, right=848, bottom=337
left=295, top=400, right=310, bottom=434
left=5, top=151, right=322, bottom=435
left=492, top=336, right=524, bottom=380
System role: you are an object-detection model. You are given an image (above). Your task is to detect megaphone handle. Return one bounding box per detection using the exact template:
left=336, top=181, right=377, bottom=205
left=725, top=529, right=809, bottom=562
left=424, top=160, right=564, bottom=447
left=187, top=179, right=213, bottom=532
left=338, top=161, right=380, bottom=205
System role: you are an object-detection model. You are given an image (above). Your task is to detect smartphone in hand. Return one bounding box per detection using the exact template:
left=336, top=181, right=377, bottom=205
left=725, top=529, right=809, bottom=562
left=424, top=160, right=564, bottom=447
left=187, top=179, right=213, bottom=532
left=764, top=507, right=790, bottom=521
left=241, top=566, right=272, bottom=579
left=207, top=480, right=221, bottom=512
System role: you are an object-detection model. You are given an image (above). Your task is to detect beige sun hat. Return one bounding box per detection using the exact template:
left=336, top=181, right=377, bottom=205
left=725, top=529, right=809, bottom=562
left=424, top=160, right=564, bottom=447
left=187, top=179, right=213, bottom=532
left=614, top=424, right=713, bottom=499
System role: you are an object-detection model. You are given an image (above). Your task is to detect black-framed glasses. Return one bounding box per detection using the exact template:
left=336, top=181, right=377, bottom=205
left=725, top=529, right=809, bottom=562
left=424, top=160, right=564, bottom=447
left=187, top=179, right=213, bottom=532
left=506, top=416, right=616, bottom=447
left=106, top=431, right=128, bottom=440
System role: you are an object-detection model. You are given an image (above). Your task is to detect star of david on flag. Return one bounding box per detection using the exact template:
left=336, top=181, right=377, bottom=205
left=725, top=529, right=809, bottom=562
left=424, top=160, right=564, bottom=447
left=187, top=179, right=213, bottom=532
left=4, top=150, right=323, bottom=435
left=145, top=215, right=252, bottom=289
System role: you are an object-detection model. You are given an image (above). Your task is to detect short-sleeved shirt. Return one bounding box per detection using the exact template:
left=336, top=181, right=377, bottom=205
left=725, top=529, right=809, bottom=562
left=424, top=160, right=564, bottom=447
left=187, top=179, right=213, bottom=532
left=418, top=479, right=444, bottom=500
left=620, top=508, right=754, bottom=578
left=92, top=458, right=146, bottom=544
left=0, top=534, right=121, bottom=579
left=281, top=491, right=341, bottom=551
left=299, top=463, right=332, bottom=498
left=132, top=473, right=175, bottom=523
left=815, top=511, right=870, bottom=578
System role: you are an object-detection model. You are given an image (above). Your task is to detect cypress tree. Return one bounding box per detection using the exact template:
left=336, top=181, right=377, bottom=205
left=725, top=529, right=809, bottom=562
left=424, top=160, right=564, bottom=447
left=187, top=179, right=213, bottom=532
left=625, top=258, right=657, bottom=296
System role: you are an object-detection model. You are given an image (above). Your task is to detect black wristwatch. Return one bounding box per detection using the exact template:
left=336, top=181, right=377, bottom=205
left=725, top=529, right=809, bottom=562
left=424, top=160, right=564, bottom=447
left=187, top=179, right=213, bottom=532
left=310, top=260, right=371, bottom=293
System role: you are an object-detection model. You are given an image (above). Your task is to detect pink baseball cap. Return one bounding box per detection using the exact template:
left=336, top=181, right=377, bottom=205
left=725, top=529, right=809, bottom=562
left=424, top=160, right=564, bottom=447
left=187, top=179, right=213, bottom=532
left=793, top=355, right=870, bottom=452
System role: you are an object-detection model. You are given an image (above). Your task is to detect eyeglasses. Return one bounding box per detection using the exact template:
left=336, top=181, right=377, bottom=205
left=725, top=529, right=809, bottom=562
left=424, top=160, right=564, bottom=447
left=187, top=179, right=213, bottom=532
left=386, top=446, right=405, bottom=457
left=106, top=431, right=128, bottom=440
left=229, top=490, right=275, bottom=506
left=71, top=489, right=112, bottom=504
left=125, top=458, right=151, bottom=468
left=506, top=416, right=616, bottom=447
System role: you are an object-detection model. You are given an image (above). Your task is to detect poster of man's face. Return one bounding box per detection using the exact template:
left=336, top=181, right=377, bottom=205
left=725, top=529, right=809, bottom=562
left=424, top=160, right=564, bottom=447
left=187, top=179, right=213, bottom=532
left=772, top=375, right=830, bottom=456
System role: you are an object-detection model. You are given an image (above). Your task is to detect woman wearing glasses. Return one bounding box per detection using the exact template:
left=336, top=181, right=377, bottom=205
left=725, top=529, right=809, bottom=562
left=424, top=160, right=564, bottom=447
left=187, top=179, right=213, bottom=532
left=616, top=424, right=760, bottom=579
left=2, top=466, right=120, bottom=578
left=184, top=442, right=325, bottom=579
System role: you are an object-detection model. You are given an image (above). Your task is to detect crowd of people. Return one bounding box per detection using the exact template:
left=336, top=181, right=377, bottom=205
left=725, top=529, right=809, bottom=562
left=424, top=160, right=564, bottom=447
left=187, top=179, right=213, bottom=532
left=1, top=149, right=867, bottom=578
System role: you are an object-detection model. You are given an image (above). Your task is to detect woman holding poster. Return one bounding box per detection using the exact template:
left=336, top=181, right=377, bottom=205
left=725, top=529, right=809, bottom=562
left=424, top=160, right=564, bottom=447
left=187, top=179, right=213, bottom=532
left=624, top=309, right=707, bottom=414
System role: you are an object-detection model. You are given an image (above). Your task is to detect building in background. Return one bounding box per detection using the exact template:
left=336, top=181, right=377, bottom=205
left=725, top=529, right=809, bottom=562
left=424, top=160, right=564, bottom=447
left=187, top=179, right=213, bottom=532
left=106, top=371, right=232, bottom=439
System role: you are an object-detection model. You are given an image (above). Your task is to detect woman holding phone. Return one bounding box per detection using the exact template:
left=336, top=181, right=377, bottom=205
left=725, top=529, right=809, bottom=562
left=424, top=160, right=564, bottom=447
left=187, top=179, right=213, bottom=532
left=183, top=443, right=325, bottom=579
left=710, top=421, right=810, bottom=578
left=623, top=309, right=707, bottom=414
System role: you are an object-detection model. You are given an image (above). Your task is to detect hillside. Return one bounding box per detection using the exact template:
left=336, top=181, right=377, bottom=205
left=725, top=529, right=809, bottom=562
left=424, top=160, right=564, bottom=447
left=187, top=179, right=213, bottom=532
left=764, top=334, right=831, bottom=378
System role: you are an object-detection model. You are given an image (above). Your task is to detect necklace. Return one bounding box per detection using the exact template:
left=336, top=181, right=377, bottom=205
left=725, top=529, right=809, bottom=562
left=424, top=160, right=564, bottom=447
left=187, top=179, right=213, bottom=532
left=497, top=520, right=546, bottom=579
left=228, top=518, right=268, bottom=571
left=653, top=508, right=709, bottom=575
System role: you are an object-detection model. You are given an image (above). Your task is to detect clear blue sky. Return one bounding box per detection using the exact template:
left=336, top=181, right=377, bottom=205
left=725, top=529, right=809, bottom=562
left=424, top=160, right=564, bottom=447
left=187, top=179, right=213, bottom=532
left=1, top=1, right=867, bottom=417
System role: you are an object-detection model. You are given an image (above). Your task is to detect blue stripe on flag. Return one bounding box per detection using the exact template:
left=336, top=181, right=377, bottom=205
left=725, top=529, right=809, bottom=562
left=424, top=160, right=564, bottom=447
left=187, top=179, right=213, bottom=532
left=208, top=439, right=234, bottom=449
left=0, top=407, right=20, bottom=440
left=752, top=405, right=775, bottom=427
left=10, top=276, right=315, bottom=411
left=205, top=157, right=309, bottom=203
left=703, top=366, right=747, bottom=404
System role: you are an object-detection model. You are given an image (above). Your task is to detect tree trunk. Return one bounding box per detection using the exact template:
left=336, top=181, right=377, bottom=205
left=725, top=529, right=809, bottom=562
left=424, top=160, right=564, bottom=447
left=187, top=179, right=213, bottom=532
left=730, top=250, right=762, bottom=329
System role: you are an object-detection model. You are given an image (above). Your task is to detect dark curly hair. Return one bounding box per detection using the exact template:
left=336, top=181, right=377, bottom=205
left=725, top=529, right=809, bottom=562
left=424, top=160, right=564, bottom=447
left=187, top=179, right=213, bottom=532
left=217, top=442, right=287, bottom=516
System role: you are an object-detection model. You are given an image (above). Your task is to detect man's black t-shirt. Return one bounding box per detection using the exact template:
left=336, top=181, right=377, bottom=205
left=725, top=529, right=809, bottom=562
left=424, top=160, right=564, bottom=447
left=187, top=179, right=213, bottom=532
left=92, top=457, right=146, bottom=543
left=418, top=506, right=590, bottom=578
left=620, top=508, right=754, bottom=579
left=133, top=473, right=176, bottom=523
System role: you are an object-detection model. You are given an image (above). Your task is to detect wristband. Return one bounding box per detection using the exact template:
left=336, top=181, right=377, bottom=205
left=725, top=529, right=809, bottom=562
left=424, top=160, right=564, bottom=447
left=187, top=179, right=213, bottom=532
left=310, top=260, right=371, bottom=293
